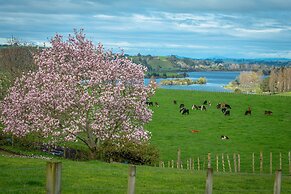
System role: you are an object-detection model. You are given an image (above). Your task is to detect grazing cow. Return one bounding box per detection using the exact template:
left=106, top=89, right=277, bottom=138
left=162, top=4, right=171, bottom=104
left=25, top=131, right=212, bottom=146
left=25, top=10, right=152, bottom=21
left=192, top=104, right=206, bottom=111
left=217, top=103, right=231, bottom=109
left=245, top=110, right=251, bottom=115
left=225, top=104, right=231, bottom=109
left=173, top=100, right=177, bottom=104
left=200, top=105, right=207, bottom=111
left=180, top=107, right=189, bottom=115
left=203, top=100, right=208, bottom=105
left=224, top=109, right=230, bottom=116
left=146, top=101, right=154, bottom=106
left=245, top=106, right=251, bottom=115
left=180, top=104, right=185, bottom=109
left=221, top=107, right=227, bottom=113
left=265, top=110, right=273, bottom=115
left=221, top=135, right=229, bottom=140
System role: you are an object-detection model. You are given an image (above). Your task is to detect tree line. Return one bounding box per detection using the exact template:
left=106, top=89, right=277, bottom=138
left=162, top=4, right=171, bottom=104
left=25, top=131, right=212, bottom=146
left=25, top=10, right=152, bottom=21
left=268, top=67, right=291, bottom=93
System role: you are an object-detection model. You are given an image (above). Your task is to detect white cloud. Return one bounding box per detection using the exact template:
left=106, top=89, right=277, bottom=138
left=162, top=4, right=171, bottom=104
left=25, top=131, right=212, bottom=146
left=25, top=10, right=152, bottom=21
left=244, top=51, right=291, bottom=58
left=93, top=14, right=116, bottom=20
left=233, top=28, right=283, bottom=38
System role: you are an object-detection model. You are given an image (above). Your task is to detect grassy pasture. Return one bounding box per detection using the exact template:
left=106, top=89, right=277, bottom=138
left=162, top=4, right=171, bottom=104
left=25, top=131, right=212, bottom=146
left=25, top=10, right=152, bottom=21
left=1, top=89, right=291, bottom=193
left=146, top=89, right=291, bottom=173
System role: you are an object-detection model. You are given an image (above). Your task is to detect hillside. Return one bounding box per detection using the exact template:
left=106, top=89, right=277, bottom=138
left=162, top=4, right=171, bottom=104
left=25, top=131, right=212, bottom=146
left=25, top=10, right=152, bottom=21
left=130, top=54, right=291, bottom=73
left=1, top=45, right=291, bottom=77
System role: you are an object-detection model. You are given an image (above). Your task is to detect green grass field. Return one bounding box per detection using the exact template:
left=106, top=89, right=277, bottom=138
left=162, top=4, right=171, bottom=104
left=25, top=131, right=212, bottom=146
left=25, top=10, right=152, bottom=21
left=146, top=89, right=291, bottom=173
left=1, top=89, right=291, bottom=193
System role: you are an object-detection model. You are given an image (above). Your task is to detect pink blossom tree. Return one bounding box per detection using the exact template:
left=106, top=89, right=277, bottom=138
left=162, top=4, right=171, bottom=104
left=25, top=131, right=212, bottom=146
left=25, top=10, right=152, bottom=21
left=1, top=30, right=155, bottom=158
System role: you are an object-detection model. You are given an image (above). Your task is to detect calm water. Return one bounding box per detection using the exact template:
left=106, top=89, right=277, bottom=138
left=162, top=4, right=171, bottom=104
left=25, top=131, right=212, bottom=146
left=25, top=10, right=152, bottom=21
left=144, top=71, right=241, bottom=92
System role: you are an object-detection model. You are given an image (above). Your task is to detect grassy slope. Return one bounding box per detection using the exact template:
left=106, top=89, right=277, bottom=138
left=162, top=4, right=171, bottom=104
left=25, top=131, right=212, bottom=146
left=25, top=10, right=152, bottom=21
left=146, top=89, right=291, bottom=173
left=1, top=153, right=291, bottom=194
left=148, top=58, right=176, bottom=71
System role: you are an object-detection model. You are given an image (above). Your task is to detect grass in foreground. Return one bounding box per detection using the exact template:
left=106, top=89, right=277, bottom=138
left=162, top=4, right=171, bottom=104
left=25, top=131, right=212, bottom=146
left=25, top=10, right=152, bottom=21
left=1, top=152, right=291, bottom=194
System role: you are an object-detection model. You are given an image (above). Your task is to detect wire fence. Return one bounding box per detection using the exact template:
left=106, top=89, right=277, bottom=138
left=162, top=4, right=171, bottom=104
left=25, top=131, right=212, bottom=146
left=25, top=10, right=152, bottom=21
left=158, top=150, right=291, bottom=176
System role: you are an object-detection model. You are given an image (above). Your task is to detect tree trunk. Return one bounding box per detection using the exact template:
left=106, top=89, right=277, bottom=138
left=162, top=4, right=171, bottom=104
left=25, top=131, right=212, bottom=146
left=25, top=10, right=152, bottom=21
left=88, top=148, right=97, bottom=160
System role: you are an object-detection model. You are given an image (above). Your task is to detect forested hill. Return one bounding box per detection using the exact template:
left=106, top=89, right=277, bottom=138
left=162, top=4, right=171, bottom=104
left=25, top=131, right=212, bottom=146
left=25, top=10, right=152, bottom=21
left=129, top=54, right=291, bottom=73
left=1, top=45, right=291, bottom=76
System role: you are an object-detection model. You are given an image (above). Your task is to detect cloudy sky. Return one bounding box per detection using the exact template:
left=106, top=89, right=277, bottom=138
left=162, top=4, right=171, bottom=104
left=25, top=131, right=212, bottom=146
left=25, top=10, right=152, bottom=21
left=1, top=0, right=291, bottom=58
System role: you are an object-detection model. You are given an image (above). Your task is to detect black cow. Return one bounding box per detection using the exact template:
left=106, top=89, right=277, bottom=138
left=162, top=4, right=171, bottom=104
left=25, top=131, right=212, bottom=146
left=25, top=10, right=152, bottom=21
left=173, top=100, right=177, bottom=104
left=221, top=107, right=227, bottom=113
left=192, top=105, right=206, bottom=111
left=224, top=110, right=230, bottom=116
left=265, top=110, right=273, bottom=115
left=216, top=103, right=222, bottom=109
left=245, top=106, right=251, bottom=115
left=179, top=104, right=185, bottom=109
left=201, top=105, right=207, bottom=111
left=225, top=104, right=231, bottom=109
left=217, top=103, right=231, bottom=109
left=245, top=110, right=251, bottom=115
left=180, top=107, right=189, bottom=115
left=146, top=101, right=154, bottom=106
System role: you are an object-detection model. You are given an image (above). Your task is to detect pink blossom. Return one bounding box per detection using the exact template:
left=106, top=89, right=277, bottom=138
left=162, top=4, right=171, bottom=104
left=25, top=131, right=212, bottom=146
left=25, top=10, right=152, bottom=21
left=0, top=30, right=155, bottom=155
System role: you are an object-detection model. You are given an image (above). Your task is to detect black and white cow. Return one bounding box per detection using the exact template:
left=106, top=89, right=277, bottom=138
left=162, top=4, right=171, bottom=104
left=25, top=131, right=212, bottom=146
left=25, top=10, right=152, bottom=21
left=221, top=135, right=229, bottom=140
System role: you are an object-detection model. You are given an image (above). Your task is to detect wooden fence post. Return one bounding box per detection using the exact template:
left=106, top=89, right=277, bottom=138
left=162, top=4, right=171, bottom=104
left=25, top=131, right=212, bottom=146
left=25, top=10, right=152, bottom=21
left=198, top=157, right=200, bottom=171
left=270, top=152, right=273, bottom=174
left=189, top=158, right=192, bottom=170
left=289, top=151, right=291, bottom=175
left=227, top=154, right=232, bottom=172
left=279, top=153, right=282, bottom=170
left=171, top=160, right=174, bottom=168
left=177, top=148, right=181, bottom=169
left=252, top=153, right=255, bottom=173
left=128, top=165, right=136, bottom=194
left=46, top=162, right=62, bottom=194
left=273, top=170, right=282, bottom=194
left=222, top=153, right=225, bottom=172
left=238, top=154, right=241, bottom=173
left=208, top=153, right=211, bottom=168
left=260, top=151, right=263, bottom=173
left=205, top=168, right=213, bottom=194
left=216, top=155, right=219, bottom=172
left=233, top=153, right=237, bottom=173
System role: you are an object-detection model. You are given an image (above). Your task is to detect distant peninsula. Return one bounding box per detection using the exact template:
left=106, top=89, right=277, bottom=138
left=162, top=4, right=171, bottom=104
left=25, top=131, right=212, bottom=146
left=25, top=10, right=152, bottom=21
left=160, top=77, right=207, bottom=85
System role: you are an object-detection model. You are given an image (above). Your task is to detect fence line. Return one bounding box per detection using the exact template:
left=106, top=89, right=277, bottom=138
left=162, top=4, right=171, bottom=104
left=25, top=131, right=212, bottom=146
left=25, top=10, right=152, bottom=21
left=159, top=150, right=291, bottom=175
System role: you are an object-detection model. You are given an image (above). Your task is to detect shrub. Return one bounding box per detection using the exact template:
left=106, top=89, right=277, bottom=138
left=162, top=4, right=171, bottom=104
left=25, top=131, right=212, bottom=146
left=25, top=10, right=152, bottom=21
left=234, top=88, right=242, bottom=94
left=101, top=140, right=159, bottom=165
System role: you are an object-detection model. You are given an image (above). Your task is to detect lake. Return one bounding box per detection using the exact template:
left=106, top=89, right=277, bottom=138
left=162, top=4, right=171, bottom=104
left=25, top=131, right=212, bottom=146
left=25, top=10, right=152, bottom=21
left=144, top=71, right=241, bottom=92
